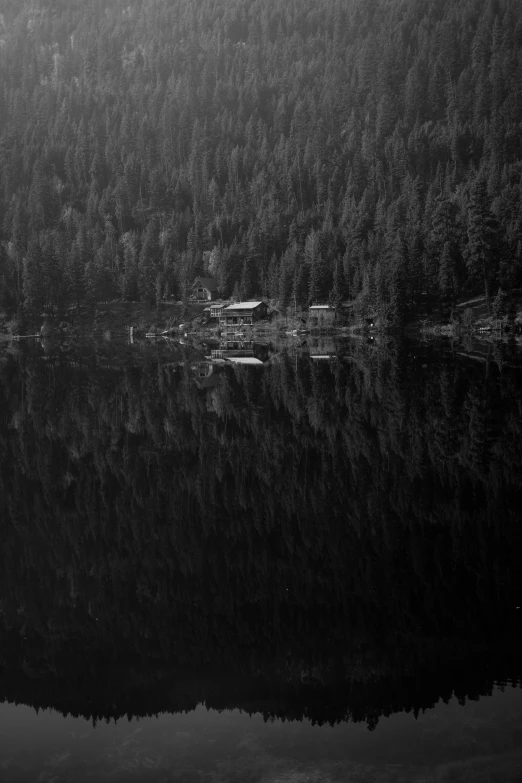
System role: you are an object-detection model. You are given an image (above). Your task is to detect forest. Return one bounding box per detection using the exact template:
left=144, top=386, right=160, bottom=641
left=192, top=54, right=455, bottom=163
left=0, top=343, right=521, bottom=722
left=1, top=0, right=522, bottom=328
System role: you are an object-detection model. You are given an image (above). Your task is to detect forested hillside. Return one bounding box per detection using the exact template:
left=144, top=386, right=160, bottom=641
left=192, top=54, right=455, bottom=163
left=1, top=0, right=522, bottom=324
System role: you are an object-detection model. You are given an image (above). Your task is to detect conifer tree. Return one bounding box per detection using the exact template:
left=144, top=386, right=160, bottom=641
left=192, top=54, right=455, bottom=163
left=239, top=258, right=257, bottom=301
left=120, top=233, right=138, bottom=301
left=23, top=238, right=45, bottom=317
left=139, top=217, right=161, bottom=306
left=278, top=248, right=294, bottom=311
left=329, top=261, right=344, bottom=309
left=67, top=226, right=89, bottom=312
left=492, top=287, right=507, bottom=321
left=438, top=241, right=457, bottom=313
left=466, top=178, right=501, bottom=312
left=387, top=235, right=407, bottom=328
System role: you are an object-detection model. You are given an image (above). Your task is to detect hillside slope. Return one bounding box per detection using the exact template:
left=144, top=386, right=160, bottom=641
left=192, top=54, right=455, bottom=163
left=0, top=0, right=521, bottom=325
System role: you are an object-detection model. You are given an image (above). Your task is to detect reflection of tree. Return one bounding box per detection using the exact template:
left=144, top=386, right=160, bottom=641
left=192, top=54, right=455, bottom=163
left=0, top=345, right=521, bottom=723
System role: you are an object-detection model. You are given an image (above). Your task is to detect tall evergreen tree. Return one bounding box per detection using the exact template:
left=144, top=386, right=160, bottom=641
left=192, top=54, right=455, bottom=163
left=387, top=234, right=408, bottom=328
left=466, top=178, right=501, bottom=312
left=22, top=238, right=45, bottom=316
left=121, top=232, right=140, bottom=301
left=438, top=241, right=457, bottom=313
left=139, top=218, right=161, bottom=306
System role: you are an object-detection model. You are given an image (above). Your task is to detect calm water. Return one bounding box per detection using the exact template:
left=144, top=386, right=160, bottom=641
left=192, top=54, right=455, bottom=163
left=1, top=686, right=522, bottom=782
left=1, top=336, right=522, bottom=781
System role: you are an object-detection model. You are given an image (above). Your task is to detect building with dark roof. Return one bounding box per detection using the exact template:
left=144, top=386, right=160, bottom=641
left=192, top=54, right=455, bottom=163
left=192, top=277, right=219, bottom=301
left=219, top=301, right=268, bottom=326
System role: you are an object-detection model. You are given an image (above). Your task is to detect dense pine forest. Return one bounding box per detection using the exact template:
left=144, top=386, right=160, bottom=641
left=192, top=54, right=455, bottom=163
left=1, top=0, right=522, bottom=326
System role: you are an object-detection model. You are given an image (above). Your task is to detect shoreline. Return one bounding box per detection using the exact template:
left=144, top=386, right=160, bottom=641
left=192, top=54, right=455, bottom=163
left=1, top=298, right=521, bottom=347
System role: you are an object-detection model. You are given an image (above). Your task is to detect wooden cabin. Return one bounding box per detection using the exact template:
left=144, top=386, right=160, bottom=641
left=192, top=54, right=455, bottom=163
left=192, top=276, right=218, bottom=301
left=219, top=301, right=268, bottom=326
left=210, top=303, right=225, bottom=318
left=308, top=304, right=336, bottom=325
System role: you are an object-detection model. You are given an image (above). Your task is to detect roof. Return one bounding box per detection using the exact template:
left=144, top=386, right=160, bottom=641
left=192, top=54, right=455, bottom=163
left=210, top=303, right=225, bottom=308
left=222, top=301, right=265, bottom=311
left=309, top=304, right=334, bottom=310
left=193, top=277, right=218, bottom=291
left=226, top=357, right=264, bottom=365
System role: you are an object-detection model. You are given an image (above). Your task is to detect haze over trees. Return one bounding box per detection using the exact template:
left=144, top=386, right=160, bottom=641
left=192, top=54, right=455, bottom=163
left=0, top=0, right=522, bottom=324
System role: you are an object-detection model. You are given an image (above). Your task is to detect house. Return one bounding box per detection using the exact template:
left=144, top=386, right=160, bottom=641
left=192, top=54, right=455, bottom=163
left=210, top=303, right=225, bottom=318
left=308, top=304, right=336, bottom=325
left=192, top=276, right=218, bottom=301
left=219, top=301, right=268, bottom=326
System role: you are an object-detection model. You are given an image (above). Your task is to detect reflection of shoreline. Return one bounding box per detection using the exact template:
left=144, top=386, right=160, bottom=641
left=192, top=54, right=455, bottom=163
left=1, top=640, right=521, bottom=728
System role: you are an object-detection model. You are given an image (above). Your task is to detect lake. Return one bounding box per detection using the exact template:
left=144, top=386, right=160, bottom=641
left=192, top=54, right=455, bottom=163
left=0, top=336, right=521, bottom=782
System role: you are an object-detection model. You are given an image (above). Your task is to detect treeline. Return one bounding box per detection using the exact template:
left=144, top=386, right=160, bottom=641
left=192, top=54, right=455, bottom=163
left=0, top=0, right=522, bottom=325
left=0, top=344, right=521, bottom=719
left=1, top=651, right=519, bottom=728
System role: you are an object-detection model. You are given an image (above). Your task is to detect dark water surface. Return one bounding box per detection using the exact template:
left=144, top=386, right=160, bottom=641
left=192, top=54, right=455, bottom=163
left=1, top=685, right=522, bottom=782
left=1, top=337, right=521, bottom=781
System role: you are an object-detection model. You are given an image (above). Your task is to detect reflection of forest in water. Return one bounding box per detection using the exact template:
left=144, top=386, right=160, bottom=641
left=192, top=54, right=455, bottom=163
left=0, top=340, right=521, bottom=725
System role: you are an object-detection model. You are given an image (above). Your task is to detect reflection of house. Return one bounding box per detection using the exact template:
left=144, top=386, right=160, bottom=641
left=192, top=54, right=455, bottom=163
left=210, top=303, right=225, bottom=318
left=211, top=340, right=269, bottom=364
left=309, top=337, right=336, bottom=359
left=192, top=276, right=218, bottom=301
left=310, top=352, right=335, bottom=360
left=219, top=301, right=268, bottom=326
left=224, top=356, right=264, bottom=365
left=189, top=362, right=222, bottom=390
left=308, top=304, right=336, bottom=325
left=190, top=362, right=214, bottom=379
